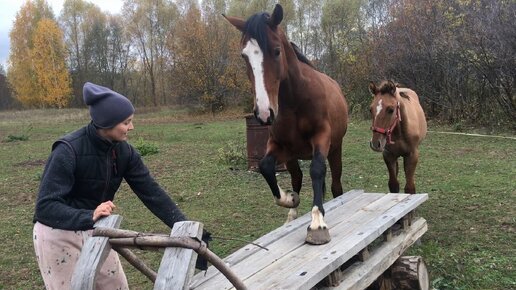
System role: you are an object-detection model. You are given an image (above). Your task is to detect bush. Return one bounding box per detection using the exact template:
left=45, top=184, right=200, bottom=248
left=133, top=137, right=159, bottom=156
left=5, top=124, right=32, bottom=142
left=6, top=134, right=29, bottom=142
left=217, top=140, right=247, bottom=167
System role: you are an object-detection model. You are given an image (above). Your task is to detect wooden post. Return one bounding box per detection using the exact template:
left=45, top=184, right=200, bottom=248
left=71, top=215, right=123, bottom=290
left=153, top=221, right=204, bottom=290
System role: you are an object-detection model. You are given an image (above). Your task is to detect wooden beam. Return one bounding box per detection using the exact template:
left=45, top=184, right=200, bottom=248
left=154, top=221, right=203, bottom=290
left=317, top=217, right=427, bottom=290
left=71, top=215, right=123, bottom=290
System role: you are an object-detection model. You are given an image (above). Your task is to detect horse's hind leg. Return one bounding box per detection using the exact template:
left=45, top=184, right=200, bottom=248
left=327, top=146, right=343, bottom=198
left=285, top=159, right=302, bottom=223
left=403, top=150, right=419, bottom=194
left=383, top=152, right=400, bottom=193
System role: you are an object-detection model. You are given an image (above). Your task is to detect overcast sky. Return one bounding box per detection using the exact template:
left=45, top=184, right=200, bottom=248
left=0, top=0, right=124, bottom=71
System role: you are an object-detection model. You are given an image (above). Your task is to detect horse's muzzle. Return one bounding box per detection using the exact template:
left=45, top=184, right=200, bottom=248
left=254, top=108, right=275, bottom=125
left=369, top=140, right=384, bottom=152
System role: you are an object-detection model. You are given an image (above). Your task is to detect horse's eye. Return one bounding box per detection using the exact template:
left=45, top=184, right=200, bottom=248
left=274, top=47, right=281, bottom=58
left=387, top=107, right=395, bottom=114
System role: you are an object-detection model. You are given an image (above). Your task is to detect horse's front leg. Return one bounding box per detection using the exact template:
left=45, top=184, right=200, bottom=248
left=383, top=152, right=400, bottom=193
left=403, top=149, right=420, bottom=194
left=259, top=153, right=300, bottom=209
left=306, top=147, right=331, bottom=245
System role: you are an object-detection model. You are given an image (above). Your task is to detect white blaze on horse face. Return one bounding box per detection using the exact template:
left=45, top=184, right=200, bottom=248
left=375, top=99, right=383, bottom=117
left=243, top=38, right=270, bottom=123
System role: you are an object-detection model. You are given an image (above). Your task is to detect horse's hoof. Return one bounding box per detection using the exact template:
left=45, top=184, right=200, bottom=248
left=275, top=191, right=300, bottom=208
left=305, top=226, right=331, bottom=245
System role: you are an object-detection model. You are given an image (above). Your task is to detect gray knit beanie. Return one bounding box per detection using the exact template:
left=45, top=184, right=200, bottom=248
left=83, top=82, right=135, bottom=128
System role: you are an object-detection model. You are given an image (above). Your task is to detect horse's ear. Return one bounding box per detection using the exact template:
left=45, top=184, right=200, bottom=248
left=222, top=14, right=246, bottom=33
left=386, top=80, right=397, bottom=96
left=269, top=4, right=283, bottom=28
left=369, top=81, right=377, bottom=95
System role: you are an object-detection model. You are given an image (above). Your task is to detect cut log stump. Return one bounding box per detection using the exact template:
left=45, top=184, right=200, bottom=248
left=368, top=255, right=429, bottom=290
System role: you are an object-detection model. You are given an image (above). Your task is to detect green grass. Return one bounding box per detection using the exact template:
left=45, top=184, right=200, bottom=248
left=0, top=108, right=514, bottom=289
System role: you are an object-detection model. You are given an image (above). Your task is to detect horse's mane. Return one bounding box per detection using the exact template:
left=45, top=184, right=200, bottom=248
left=244, top=12, right=317, bottom=70
left=290, top=42, right=317, bottom=70
left=244, top=12, right=271, bottom=56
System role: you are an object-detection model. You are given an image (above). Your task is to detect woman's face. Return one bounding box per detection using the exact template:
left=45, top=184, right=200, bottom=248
left=99, top=115, right=134, bottom=142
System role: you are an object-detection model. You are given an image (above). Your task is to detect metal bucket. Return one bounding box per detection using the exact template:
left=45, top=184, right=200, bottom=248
left=245, top=115, right=286, bottom=172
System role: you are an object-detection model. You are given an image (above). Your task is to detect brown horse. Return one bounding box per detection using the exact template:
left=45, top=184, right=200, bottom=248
left=369, top=80, right=427, bottom=194
left=224, top=4, right=348, bottom=244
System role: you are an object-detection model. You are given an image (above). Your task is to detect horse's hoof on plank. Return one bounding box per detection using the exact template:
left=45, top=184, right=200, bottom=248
left=305, top=226, right=331, bottom=245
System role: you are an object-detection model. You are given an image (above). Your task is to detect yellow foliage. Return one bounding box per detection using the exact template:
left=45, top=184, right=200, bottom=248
left=31, top=19, right=72, bottom=108
left=7, top=1, right=70, bottom=108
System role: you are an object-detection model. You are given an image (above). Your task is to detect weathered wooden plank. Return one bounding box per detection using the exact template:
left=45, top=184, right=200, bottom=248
left=243, top=193, right=428, bottom=290
left=190, top=190, right=378, bottom=289
left=317, top=217, right=428, bottom=290
left=71, top=215, right=123, bottom=290
left=241, top=193, right=413, bottom=289
left=190, top=189, right=368, bottom=289
left=154, top=221, right=203, bottom=290
left=191, top=192, right=392, bottom=290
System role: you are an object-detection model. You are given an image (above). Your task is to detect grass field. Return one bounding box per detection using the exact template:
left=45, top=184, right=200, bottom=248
left=0, top=108, right=514, bottom=289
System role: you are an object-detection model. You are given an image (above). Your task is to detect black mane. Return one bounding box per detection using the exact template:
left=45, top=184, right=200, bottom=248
left=290, top=42, right=316, bottom=70
left=244, top=12, right=271, bottom=56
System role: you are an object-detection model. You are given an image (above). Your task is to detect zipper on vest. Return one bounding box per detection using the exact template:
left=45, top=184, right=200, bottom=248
left=102, top=146, right=115, bottom=201
left=112, top=149, right=118, bottom=176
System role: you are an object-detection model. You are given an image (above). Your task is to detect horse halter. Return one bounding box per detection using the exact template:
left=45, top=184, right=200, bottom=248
left=370, top=101, right=401, bottom=144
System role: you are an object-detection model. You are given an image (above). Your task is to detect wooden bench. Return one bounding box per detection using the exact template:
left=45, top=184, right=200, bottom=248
left=72, top=189, right=428, bottom=290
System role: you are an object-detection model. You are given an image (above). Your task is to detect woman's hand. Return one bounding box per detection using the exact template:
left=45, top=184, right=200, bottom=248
left=93, top=201, right=116, bottom=222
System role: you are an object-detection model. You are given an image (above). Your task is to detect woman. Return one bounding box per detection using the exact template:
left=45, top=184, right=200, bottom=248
left=33, top=82, right=210, bottom=289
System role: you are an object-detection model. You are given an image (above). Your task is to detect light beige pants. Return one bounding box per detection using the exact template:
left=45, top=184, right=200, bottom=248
left=33, top=222, right=129, bottom=290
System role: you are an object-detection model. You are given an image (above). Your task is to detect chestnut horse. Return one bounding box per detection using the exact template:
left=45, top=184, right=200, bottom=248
left=224, top=4, right=348, bottom=244
left=369, top=80, right=427, bottom=194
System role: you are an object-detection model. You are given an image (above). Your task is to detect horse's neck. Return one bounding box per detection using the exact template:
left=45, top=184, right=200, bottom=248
left=397, top=98, right=412, bottom=134
left=276, top=47, right=302, bottom=107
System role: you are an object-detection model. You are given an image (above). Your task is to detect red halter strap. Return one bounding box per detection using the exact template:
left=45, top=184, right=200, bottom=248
left=370, top=102, right=401, bottom=144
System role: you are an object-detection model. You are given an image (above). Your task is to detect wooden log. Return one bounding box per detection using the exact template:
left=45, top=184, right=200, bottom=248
left=112, top=246, right=157, bottom=282
left=391, top=256, right=429, bottom=290
left=369, top=256, right=429, bottom=290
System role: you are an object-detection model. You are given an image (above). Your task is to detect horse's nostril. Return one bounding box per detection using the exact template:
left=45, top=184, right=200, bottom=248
left=269, top=108, right=275, bottom=123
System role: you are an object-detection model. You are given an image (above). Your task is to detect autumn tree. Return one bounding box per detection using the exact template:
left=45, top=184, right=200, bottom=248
left=7, top=0, right=55, bottom=107
left=123, top=0, right=179, bottom=106
left=31, top=19, right=72, bottom=108
left=362, top=0, right=515, bottom=125
left=171, top=1, right=250, bottom=113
